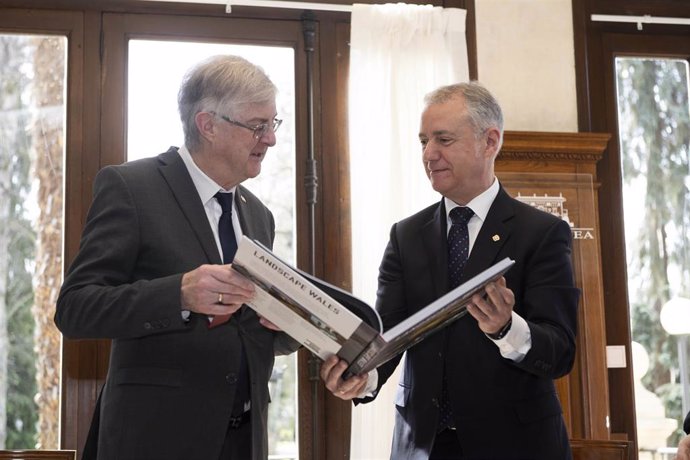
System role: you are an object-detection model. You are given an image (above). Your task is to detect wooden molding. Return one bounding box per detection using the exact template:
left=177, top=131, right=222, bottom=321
left=501, top=131, right=610, bottom=162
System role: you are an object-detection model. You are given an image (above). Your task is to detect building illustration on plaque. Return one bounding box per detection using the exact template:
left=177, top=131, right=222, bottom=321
left=515, top=193, right=594, bottom=240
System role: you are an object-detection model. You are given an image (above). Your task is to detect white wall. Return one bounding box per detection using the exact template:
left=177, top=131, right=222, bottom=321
left=475, top=0, right=578, bottom=132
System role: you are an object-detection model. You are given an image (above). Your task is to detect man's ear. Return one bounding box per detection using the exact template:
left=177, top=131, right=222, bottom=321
left=484, top=127, right=501, bottom=158
left=195, top=111, right=216, bottom=142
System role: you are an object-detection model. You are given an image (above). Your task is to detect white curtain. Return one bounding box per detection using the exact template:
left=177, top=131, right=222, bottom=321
left=349, top=3, right=469, bottom=459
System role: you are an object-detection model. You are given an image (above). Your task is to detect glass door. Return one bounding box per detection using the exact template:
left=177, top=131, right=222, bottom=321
left=127, top=38, right=298, bottom=458
left=615, top=55, right=690, bottom=458
left=0, top=32, right=66, bottom=450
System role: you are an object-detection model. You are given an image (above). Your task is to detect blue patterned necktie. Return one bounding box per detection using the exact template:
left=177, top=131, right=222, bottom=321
left=447, top=206, right=474, bottom=288
left=439, top=205, right=474, bottom=431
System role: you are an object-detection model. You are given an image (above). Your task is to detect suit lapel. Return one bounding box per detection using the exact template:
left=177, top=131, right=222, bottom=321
left=156, top=147, right=222, bottom=264
left=421, top=200, right=449, bottom=299
left=235, top=186, right=257, bottom=240
left=462, top=186, right=514, bottom=281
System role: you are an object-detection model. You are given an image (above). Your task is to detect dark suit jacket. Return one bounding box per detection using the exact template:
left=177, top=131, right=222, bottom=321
left=55, top=148, right=298, bottom=460
left=363, top=187, right=579, bottom=460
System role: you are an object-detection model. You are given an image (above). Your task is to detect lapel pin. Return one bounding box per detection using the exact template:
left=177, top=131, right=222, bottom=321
left=492, top=234, right=500, bottom=242
left=240, top=195, right=247, bottom=203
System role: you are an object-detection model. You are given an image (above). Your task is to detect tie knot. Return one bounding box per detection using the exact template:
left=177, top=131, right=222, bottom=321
left=214, top=192, right=234, bottom=214
left=449, top=206, right=474, bottom=226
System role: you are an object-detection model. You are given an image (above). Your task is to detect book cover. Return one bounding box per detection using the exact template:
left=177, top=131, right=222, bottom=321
left=232, top=236, right=514, bottom=378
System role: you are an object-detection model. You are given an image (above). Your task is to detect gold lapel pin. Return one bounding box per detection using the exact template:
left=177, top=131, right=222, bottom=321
left=492, top=234, right=500, bottom=242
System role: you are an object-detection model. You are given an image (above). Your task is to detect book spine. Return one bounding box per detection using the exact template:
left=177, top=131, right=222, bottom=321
left=342, top=335, right=387, bottom=379
left=337, top=322, right=380, bottom=364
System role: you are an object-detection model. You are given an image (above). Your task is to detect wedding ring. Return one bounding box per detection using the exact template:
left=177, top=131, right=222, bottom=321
left=217, top=293, right=224, bottom=304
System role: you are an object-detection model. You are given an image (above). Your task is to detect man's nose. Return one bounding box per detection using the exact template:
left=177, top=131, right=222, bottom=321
left=260, top=129, right=277, bottom=147
left=422, top=142, right=438, bottom=161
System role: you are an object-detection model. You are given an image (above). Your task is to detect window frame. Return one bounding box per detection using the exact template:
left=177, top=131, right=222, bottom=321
left=573, top=0, right=690, bottom=448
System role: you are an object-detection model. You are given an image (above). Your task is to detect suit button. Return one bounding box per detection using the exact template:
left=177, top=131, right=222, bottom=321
left=226, top=373, right=238, bottom=384
left=143, top=322, right=152, bottom=330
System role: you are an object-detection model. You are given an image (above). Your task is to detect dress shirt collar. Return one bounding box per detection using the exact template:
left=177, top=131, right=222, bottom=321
left=444, top=177, right=500, bottom=226
left=177, top=145, right=237, bottom=204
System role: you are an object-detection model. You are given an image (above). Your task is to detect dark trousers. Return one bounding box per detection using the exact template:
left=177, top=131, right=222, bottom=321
left=430, top=428, right=462, bottom=460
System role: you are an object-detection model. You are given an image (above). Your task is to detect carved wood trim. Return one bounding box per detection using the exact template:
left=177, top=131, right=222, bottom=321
left=501, top=131, right=609, bottom=163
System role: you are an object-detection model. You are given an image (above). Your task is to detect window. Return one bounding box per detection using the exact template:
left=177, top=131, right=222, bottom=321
left=0, top=33, right=66, bottom=450
left=616, top=56, right=690, bottom=456
left=574, top=0, right=690, bottom=448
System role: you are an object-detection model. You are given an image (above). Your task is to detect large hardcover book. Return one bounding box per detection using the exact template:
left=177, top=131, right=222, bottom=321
left=233, top=236, right=515, bottom=378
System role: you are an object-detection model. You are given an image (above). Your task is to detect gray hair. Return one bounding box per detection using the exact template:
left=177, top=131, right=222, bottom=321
left=424, top=81, right=504, bottom=149
left=178, top=55, right=277, bottom=150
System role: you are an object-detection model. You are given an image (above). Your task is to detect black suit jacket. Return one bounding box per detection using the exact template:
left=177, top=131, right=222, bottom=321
left=55, top=148, right=297, bottom=460
left=364, top=187, right=579, bottom=460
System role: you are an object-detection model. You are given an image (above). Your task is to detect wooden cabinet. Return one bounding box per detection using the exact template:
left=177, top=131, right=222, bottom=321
left=496, top=131, right=613, bottom=441
left=571, top=439, right=633, bottom=460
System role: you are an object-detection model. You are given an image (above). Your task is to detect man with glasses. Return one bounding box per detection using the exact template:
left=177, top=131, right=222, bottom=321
left=55, top=55, right=298, bottom=460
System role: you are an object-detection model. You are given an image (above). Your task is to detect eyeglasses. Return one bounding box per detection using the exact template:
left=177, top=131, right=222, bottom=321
left=211, top=111, right=282, bottom=139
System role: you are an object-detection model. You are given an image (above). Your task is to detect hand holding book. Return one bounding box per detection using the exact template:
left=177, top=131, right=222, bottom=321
left=232, top=236, right=515, bottom=379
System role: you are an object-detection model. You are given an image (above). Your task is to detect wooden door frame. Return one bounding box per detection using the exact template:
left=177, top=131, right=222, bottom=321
left=573, top=0, right=690, bottom=447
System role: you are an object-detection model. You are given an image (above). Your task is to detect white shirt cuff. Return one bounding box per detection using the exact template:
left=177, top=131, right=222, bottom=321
left=493, top=311, right=531, bottom=362
left=357, top=369, right=379, bottom=398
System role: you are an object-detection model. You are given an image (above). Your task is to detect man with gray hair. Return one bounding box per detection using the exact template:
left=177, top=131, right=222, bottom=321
left=321, top=82, right=579, bottom=459
left=56, top=55, right=298, bottom=460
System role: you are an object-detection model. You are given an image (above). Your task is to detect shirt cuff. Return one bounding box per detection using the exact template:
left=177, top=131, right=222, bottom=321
left=492, top=311, right=531, bottom=362
left=356, top=369, right=379, bottom=398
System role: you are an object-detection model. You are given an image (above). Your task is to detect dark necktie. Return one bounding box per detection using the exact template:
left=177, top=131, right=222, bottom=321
left=447, top=206, right=474, bottom=288
left=209, top=192, right=237, bottom=328
left=439, top=206, right=474, bottom=431
left=215, top=192, right=238, bottom=264
left=211, top=192, right=250, bottom=415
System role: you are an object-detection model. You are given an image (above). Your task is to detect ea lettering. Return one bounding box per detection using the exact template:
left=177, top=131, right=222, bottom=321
left=572, top=229, right=594, bottom=240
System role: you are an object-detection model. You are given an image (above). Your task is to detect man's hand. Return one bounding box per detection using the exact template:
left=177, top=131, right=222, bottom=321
left=319, top=355, right=368, bottom=400
left=181, top=264, right=255, bottom=317
left=466, top=276, right=514, bottom=336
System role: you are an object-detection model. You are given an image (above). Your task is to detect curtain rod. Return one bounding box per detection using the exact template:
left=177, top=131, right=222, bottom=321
left=226, top=0, right=352, bottom=13
left=141, top=0, right=352, bottom=13
left=591, top=14, right=690, bottom=30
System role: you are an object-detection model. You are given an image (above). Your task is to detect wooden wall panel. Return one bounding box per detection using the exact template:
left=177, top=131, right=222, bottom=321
left=496, top=131, right=612, bottom=441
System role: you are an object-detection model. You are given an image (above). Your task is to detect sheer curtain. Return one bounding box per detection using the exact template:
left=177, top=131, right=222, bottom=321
left=349, top=4, right=468, bottom=459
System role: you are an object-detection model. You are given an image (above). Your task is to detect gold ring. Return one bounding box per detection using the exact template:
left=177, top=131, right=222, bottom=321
left=217, top=293, right=224, bottom=304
